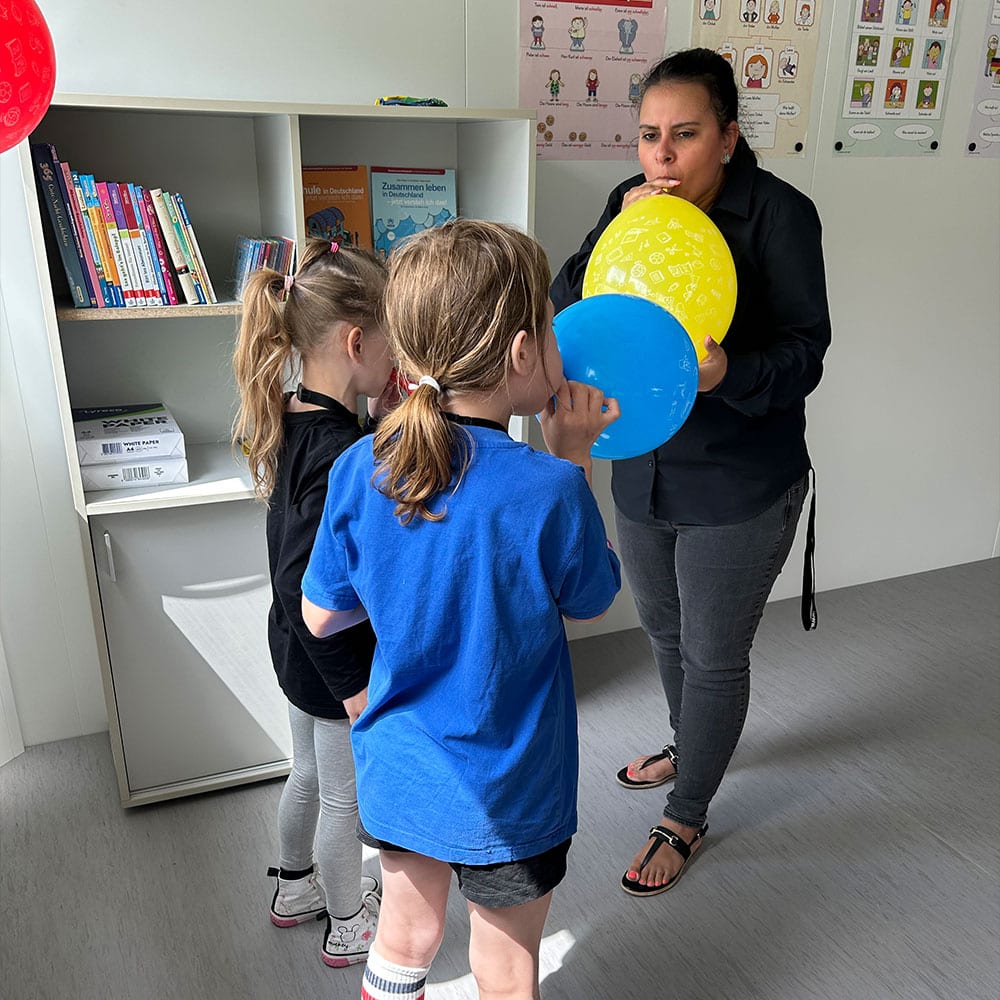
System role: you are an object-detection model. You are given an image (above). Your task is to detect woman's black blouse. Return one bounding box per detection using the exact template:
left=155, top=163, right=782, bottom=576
left=550, top=137, right=831, bottom=525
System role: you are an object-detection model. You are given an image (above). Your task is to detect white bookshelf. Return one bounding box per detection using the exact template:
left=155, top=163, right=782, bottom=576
left=19, top=94, right=536, bottom=805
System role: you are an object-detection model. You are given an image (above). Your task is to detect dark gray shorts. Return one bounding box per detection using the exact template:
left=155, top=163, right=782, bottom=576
left=357, top=819, right=571, bottom=908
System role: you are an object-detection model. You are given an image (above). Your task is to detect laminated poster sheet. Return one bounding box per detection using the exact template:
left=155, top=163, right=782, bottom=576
left=691, top=0, right=825, bottom=156
left=965, top=0, right=1000, bottom=156
left=833, top=0, right=962, bottom=156
left=519, top=0, right=668, bottom=161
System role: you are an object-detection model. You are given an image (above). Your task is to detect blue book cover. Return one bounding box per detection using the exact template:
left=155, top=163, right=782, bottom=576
left=370, top=167, right=456, bottom=259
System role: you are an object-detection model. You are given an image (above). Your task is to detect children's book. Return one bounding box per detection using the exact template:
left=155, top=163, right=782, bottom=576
left=82, top=174, right=124, bottom=307
left=370, top=167, right=456, bottom=259
left=97, top=181, right=138, bottom=307
left=62, top=164, right=109, bottom=307
left=30, top=144, right=92, bottom=308
left=162, top=191, right=207, bottom=304
left=302, top=165, right=373, bottom=252
left=174, top=193, right=217, bottom=302
left=107, top=181, right=146, bottom=307
left=128, top=183, right=167, bottom=305
left=139, top=187, right=179, bottom=306
left=120, top=182, right=160, bottom=305
left=149, top=188, right=199, bottom=305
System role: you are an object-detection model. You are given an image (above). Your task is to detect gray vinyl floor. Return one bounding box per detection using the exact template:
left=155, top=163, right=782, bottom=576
left=2, top=559, right=998, bottom=1000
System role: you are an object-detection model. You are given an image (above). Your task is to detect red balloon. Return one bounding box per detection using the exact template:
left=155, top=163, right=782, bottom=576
left=0, top=0, right=57, bottom=155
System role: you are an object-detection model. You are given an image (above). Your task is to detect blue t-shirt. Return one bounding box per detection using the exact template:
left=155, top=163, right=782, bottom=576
left=302, top=423, right=621, bottom=864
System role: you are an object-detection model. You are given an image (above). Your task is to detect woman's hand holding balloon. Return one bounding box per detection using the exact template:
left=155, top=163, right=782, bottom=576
left=698, top=336, right=728, bottom=392
left=621, top=177, right=681, bottom=212
left=540, top=378, right=620, bottom=482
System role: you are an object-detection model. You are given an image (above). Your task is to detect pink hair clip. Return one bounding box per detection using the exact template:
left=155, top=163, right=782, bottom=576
left=330, top=241, right=340, bottom=254
left=283, top=274, right=295, bottom=293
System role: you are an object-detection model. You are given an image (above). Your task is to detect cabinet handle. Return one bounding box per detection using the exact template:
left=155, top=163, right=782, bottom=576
left=103, top=531, right=117, bottom=583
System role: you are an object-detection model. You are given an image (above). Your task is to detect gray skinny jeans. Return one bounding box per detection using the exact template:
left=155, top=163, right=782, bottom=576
left=278, top=702, right=362, bottom=917
left=614, top=473, right=807, bottom=829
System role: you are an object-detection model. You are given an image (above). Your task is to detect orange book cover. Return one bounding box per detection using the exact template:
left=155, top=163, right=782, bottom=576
left=301, top=165, right=373, bottom=251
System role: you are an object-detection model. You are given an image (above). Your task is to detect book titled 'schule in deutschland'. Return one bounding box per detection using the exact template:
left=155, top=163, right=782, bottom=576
left=301, top=165, right=373, bottom=251
left=370, top=167, right=456, bottom=258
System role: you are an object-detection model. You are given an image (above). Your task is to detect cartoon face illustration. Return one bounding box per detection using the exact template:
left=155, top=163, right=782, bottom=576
left=917, top=80, right=937, bottom=107
left=547, top=69, right=562, bottom=98
left=931, top=0, right=947, bottom=23
left=569, top=16, right=587, bottom=50
left=891, top=39, right=912, bottom=67
left=629, top=73, right=643, bottom=102
left=851, top=79, right=874, bottom=106
left=743, top=0, right=759, bottom=21
left=924, top=39, right=943, bottom=68
left=618, top=17, right=638, bottom=53
left=885, top=79, right=906, bottom=106
left=897, top=0, right=915, bottom=23
left=586, top=68, right=600, bottom=99
left=767, top=1, right=781, bottom=22
left=702, top=0, right=718, bottom=18
left=745, top=53, right=768, bottom=86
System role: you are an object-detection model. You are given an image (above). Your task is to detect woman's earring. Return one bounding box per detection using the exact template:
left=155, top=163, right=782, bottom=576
left=722, top=152, right=732, bottom=164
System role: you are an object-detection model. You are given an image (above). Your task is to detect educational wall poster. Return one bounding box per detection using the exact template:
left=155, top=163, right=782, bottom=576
left=519, top=0, right=668, bottom=160
left=833, top=0, right=962, bottom=156
left=965, top=0, right=1000, bottom=156
left=690, top=0, right=824, bottom=156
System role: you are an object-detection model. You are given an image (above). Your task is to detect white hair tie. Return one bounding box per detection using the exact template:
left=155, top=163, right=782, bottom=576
left=412, top=375, right=441, bottom=394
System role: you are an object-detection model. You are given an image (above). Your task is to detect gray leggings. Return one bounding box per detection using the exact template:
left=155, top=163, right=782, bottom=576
left=278, top=702, right=362, bottom=918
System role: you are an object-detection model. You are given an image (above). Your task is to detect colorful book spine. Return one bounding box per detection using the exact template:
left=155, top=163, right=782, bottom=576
left=162, top=191, right=206, bottom=304
left=68, top=168, right=112, bottom=307
left=62, top=164, right=110, bottom=307
left=139, top=187, right=179, bottom=306
left=96, top=181, right=138, bottom=308
left=29, top=144, right=91, bottom=308
left=117, top=182, right=158, bottom=306
left=82, top=174, right=124, bottom=307
left=128, top=183, right=167, bottom=305
left=149, top=188, right=199, bottom=305
left=173, top=193, right=216, bottom=303
left=107, top=181, right=145, bottom=307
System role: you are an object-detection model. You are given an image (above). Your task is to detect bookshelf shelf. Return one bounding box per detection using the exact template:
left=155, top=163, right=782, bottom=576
left=57, top=302, right=241, bottom=322
left=20, top=93, right=535, bottom=807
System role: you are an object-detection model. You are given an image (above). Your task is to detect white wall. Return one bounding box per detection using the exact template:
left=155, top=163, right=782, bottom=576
left=1, top=0, right=997, bottom=744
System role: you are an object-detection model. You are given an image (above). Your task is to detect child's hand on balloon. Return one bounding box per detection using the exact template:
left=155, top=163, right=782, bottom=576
left=698, top=336, right=728, bottom=392
left=540, top=378, right=621, bottom=475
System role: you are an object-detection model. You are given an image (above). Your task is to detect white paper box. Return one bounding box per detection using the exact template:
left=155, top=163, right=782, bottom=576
left=73, top=403, right=186, bottom=465
left=80, top=456, right=190, bottom=491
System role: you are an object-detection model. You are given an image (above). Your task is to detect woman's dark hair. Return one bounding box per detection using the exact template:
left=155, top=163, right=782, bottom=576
left=640, top=48, right=739, bottom=130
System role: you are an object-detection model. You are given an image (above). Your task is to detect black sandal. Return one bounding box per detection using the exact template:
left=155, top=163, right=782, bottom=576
left=615, top=744, right=678, bottom=789
left=620, top=823, right=708, bottom=897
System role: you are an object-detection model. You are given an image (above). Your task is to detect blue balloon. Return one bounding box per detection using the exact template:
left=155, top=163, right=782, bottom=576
left=552, top=294, right=698, bottom=461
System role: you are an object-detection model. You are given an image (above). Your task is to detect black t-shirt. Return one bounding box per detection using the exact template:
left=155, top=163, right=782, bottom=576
left=550, top=137, right=831, bottom=525
left=267, top=398, right=375, bottom=719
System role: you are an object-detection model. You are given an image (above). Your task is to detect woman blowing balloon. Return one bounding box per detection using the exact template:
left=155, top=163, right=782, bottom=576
left=551, top=48, right=831, bottom=897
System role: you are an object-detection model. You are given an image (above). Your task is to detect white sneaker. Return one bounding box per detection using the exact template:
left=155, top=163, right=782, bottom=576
left=267, top=866, right=327, bottom=927
left=321, top=876, right=381, bottom=968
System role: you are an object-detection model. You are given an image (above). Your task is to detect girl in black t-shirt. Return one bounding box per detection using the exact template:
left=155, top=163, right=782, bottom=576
left=233, top=239, right=394, bottom=968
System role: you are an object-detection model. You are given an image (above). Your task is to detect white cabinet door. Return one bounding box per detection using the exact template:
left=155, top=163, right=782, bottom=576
left=90, top=502, right=291, bottom=793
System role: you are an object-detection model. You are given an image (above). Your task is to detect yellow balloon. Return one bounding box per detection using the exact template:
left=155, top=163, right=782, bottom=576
left=582, top=195, right=737, bottom=362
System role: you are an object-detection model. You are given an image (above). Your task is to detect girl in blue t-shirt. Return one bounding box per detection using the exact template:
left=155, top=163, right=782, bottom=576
left=301, top=219, right=622, bottom=1000
left=233, top=239, right=399, bottom=969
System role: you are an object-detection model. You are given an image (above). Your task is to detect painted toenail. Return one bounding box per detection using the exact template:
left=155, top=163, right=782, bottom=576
left=627, top=870, right=638, bottom=879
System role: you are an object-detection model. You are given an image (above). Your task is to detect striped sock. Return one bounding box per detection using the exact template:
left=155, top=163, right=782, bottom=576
left=361, top=947, right=428, bottom=999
